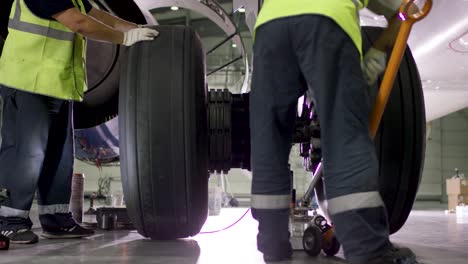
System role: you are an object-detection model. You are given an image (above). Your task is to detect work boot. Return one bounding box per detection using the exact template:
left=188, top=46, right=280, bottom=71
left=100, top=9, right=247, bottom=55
left=40, top=213, right=94, bottom=239
left=263, top=247, right=293, bottom=263
left=0, top=216, right=39, bottom=244
left=253, top=209, right=293, bottom=263
left=355, top=245, right=418, bottom=264
left=257, top=231, right=293, bottom=262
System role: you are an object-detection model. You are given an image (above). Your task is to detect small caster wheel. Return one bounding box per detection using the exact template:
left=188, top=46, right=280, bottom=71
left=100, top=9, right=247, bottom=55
left=303, top=226, right=322, bottom=257
left=314, top=215, right=328, bottom=227
left=322, top=233, right=340, bottom=256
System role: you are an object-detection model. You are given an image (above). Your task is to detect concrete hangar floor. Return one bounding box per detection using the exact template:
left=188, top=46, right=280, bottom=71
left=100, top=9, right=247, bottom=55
left=1, top=203, right=467, bottom=264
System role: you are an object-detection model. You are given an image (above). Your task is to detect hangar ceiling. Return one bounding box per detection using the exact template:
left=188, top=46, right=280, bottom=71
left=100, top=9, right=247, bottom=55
left=149, top=0, right=252, bottom=93
left=148, top=0, right=468, bottom=121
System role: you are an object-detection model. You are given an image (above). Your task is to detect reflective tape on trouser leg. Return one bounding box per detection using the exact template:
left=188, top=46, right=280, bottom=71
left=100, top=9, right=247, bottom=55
left=0, top=206, right=29, bottom=218
left=251, top=195, right=291, bottom=210
left=327, top=191, right=384, bottom=215
left=328, top=192, right=390, bottom=261
left=38, top=204, right=69, bottom=215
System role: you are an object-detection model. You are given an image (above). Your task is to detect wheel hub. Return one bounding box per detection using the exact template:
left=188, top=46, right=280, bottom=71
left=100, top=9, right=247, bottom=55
left=208, top=89, right=250, bottom=173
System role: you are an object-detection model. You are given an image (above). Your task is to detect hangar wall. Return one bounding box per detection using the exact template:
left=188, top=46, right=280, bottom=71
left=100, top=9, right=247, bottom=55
left=419, top=108, right=468, bottom=202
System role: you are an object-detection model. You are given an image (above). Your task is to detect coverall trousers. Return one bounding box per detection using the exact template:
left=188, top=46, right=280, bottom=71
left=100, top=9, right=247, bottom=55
left=250, top=15, right=391, bottom=262
left=0, top=85, right=74, bottom=222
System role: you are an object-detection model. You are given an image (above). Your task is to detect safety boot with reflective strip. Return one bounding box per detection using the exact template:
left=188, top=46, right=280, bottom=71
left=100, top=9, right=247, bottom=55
left=0, top=216, right=38, bottom=244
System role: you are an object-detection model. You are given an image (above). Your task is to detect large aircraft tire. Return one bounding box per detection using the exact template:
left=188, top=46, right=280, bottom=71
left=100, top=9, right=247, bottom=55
left=363, top=26, right=425, bottom=234
left=120, top=26, right=209, bottom=240
left=0, top=35, right=4, bottom=57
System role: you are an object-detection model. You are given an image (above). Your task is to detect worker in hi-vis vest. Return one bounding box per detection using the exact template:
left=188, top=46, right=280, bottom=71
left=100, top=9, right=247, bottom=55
left=250, top=1, right=419, bottom=263
left=0, top=0, right=157, bottom=244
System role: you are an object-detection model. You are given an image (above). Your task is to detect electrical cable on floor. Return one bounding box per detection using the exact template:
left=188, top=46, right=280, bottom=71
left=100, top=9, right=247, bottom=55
left=28, top=209, right=252, bottom=235
left=199, top=208, right=251, bottom=234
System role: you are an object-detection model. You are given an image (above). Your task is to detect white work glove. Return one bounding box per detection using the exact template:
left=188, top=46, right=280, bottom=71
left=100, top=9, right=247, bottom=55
left=362, top=48, right=387, bottom=85
left=122, top=28, right=159, bottom=46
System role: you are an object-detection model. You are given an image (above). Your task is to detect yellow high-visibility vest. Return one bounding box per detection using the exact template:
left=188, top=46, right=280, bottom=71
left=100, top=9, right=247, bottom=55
left=0, top=0, right=87, bottom=101
left=256, top=0, right=369, bottom=57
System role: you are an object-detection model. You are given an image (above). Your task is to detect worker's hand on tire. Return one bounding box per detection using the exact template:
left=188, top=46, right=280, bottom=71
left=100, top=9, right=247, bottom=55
left=362, top=47, right=387, bottom=85
left=122, top=28, right=159, bottom=46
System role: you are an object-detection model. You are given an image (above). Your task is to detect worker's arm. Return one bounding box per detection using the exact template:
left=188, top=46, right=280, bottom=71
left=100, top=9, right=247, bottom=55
left=362, top=0, right=418, bottom=85
left=53, top=7, right=124, bottom=44
left=52, top=8, right=158, bottom=46
left=87, top=7, right=138, bottom=32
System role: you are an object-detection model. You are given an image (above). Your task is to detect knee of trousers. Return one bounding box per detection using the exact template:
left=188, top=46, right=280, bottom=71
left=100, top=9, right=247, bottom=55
left=323, top=152, right=379, bottom=200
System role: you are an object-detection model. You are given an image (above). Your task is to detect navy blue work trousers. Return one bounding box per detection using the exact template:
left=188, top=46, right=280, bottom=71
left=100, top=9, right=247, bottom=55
left=0, top=85, right=74, bottom=219
left=250, top=15, right=391, bottom=262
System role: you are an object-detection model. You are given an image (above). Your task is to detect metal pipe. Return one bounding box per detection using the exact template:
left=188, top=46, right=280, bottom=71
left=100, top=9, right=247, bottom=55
left=302, top=162, right=323, bottom=203
left=208, top=56, right=242, bottom=76
left=206, top=32, right=238, bottom=55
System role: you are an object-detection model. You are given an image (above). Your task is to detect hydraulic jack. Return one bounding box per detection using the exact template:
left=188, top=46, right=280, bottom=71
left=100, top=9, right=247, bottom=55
left=289, top=164, right=340, bottom=257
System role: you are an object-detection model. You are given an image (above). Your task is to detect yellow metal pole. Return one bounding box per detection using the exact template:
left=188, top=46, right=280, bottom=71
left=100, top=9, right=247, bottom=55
left=369, top=0, right=433, bottom=139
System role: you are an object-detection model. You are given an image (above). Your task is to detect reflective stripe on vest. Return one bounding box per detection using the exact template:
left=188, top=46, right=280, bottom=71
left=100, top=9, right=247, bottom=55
left=8, top=0, right=75, bottom=41
left=255, top=0, right=369, bottom=58
left=251, top=194, right=291, bottom=210
left=0, top=0, right=87, bottom=101
left=327, top=191, right=384, bottom=215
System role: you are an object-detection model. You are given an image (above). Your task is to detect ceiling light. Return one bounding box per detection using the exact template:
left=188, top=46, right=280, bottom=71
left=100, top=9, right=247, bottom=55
left=238, top=7, right=246, bottom=13
left=171, top=6, right=179, bottom=11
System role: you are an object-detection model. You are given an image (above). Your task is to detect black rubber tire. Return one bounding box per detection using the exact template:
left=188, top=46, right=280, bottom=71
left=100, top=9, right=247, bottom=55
left=73, top=0, right=147, bottom=129
left=0, top=35, right=4, bottom=57
left=73, top=41, right=121, bottom=129
left=120, top=26, right=209, bottom=240
left=0, top=0, right=13, bottom=39
left=362, top=26, right=426, bottom=234
left=303, top=226, right=322, bottom=257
